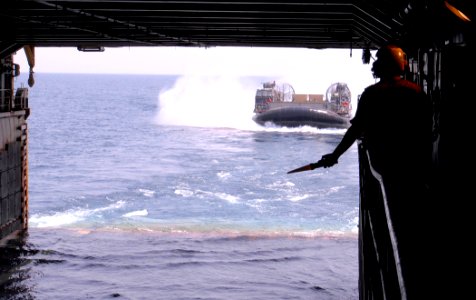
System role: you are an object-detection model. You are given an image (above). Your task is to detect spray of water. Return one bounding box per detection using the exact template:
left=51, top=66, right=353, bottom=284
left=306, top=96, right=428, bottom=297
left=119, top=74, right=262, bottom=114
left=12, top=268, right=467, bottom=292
left=154, top=75, right=263, bottom=130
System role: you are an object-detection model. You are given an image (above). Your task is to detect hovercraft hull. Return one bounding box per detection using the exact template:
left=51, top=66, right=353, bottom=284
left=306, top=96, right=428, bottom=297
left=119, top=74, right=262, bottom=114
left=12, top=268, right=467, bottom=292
left=253, top=106, right=350, bottom=129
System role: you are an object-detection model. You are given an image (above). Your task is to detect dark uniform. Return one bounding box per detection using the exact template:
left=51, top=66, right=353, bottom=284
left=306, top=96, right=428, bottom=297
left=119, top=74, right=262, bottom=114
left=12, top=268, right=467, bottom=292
left=320, top=45, right=435, bottom=298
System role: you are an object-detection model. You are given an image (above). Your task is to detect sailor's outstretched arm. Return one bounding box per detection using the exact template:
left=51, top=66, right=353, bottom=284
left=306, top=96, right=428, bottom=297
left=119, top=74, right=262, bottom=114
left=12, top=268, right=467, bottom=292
left=320, top=125, right=360, bottom=167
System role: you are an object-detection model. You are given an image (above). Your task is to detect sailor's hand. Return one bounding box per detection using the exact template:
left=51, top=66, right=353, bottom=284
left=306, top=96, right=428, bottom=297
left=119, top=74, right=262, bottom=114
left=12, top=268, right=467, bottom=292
left=320, top=153, right=338, bottom=168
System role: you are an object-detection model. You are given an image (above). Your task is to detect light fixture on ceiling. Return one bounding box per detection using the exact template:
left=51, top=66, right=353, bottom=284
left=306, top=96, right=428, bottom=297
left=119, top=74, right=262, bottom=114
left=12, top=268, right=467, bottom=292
left=445, top=1, right=471, bottom=22
left=77, top=46, right=105, bottom=52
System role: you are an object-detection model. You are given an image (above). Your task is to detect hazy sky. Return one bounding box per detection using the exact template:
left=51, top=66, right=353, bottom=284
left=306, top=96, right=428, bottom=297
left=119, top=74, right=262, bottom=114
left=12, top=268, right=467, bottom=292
left=13, top=46, right=377, bottom=96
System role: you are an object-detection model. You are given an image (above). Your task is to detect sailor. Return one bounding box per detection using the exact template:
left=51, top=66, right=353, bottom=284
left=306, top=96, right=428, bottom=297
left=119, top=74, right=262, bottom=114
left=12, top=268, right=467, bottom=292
left=320, top=44, right=432, bottom=181
left=319, top=44, right=434, bottom=298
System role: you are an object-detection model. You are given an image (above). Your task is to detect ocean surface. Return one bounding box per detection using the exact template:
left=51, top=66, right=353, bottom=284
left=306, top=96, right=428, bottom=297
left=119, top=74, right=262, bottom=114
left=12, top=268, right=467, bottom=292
left=1, top=73, right=360, bottom=300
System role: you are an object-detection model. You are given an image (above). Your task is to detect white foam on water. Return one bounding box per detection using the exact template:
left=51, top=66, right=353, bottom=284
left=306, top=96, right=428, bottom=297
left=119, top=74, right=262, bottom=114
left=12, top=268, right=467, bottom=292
left=138, top=188, right=155, bottom=197
left=122, top=209, right=149, bottom=217
left=29, top=200, right=126, bottom=228
left=217, top=171, right=231, bottom=180
left=214, top=192, right=240, bottom=204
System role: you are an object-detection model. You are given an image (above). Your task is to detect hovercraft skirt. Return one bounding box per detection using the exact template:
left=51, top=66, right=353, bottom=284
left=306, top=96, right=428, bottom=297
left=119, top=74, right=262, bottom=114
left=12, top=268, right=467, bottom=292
left=253, top=106, right=350, bottom=129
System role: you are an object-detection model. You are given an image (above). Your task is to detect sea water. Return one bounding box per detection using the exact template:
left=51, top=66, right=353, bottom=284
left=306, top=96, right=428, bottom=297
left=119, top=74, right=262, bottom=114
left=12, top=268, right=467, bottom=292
left=1, top=73, right=360, bottom=299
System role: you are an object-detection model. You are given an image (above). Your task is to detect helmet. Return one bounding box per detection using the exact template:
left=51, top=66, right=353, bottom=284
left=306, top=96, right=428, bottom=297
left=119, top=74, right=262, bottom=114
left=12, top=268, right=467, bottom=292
left=375, top=45, right=408, bottom=75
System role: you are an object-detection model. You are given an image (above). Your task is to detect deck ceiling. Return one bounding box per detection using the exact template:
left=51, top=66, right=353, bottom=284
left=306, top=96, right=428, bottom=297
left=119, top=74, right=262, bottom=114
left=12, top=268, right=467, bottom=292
left=0, top=0, right=470, bottom=57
